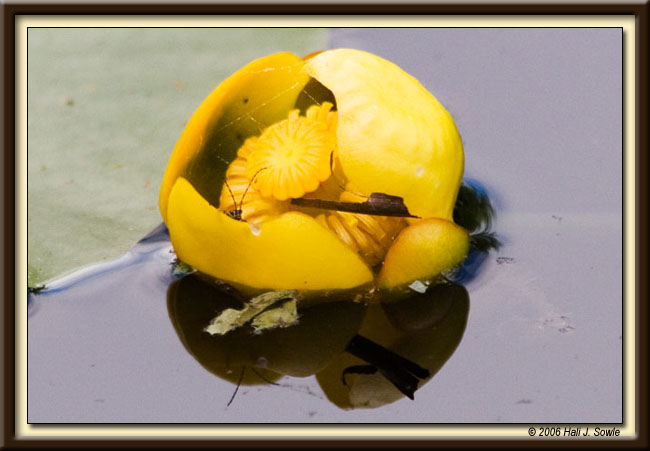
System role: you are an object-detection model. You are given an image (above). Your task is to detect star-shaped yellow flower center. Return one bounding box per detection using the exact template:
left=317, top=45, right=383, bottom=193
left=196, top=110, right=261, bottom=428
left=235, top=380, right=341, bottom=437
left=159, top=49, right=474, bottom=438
left=244, top=104, right=337, bottom=201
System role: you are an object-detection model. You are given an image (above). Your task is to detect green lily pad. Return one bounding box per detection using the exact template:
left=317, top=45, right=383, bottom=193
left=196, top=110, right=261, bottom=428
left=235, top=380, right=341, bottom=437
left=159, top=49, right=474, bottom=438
left=27, top=28, right=329, bottom=286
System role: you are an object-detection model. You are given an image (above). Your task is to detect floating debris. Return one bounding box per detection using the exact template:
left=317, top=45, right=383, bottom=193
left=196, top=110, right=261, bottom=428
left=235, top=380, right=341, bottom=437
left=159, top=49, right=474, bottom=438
left=205, top=290, right=298, bottom=335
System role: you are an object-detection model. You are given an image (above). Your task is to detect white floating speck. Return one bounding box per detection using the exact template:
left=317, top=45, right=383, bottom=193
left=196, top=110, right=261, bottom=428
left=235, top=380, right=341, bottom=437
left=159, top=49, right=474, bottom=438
left=415, top=166, right=424, bottom=177
left=250, top=223, right=261, bottom=236
left=408, top=280, right=428, bottom=293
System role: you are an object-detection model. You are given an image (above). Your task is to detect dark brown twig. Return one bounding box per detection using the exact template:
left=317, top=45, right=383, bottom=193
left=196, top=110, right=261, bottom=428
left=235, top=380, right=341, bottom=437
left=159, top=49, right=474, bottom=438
left=291, top=193, right=418, bottom=218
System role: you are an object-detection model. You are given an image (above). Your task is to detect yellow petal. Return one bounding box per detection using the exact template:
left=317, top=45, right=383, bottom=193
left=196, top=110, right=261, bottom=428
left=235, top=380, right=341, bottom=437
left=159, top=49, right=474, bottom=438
left=304, top=49, right=464, bottom=220
left=159, top=52, right=310, bottom=222
left=166, top=177, right=373, bottom=290
left=378, top=218, right=469, bottom=289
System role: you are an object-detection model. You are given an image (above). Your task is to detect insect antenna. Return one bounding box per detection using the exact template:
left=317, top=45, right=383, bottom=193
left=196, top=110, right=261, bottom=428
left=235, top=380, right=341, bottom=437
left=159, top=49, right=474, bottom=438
left=223, top=178, right=238, bottom=210
left=329, top=151, right=368, bottom=200
left=250, top=367, right=281, bottom=386
left=238, top=167, right=268, bottom=211
left=226, top=366, right=246, bottom=408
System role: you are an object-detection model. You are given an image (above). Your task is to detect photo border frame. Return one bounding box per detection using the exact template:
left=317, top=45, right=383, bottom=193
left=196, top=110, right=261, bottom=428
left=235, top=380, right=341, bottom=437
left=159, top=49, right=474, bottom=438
left=4, top=2, right=647, bottom=448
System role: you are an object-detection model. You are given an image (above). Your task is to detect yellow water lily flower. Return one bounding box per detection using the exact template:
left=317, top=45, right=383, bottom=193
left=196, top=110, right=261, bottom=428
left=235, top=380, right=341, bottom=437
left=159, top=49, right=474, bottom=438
left=159, top=49, right=469, bottom=292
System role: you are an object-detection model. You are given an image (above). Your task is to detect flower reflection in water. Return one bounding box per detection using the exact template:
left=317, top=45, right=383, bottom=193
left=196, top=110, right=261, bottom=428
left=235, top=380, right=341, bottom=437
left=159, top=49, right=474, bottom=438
left=167, top=265, right=470, bottom=409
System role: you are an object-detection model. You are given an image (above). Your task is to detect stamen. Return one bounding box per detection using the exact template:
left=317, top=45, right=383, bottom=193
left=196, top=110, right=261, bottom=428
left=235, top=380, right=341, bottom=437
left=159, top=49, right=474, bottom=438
left=314, top=188, right=407, bottom=267
left=305, top=102, right=337, bottom=132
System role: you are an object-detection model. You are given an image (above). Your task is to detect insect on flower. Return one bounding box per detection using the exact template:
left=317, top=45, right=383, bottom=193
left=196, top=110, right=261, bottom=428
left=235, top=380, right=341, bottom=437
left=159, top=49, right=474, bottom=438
left=221, top=167, right=268, bottom=222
